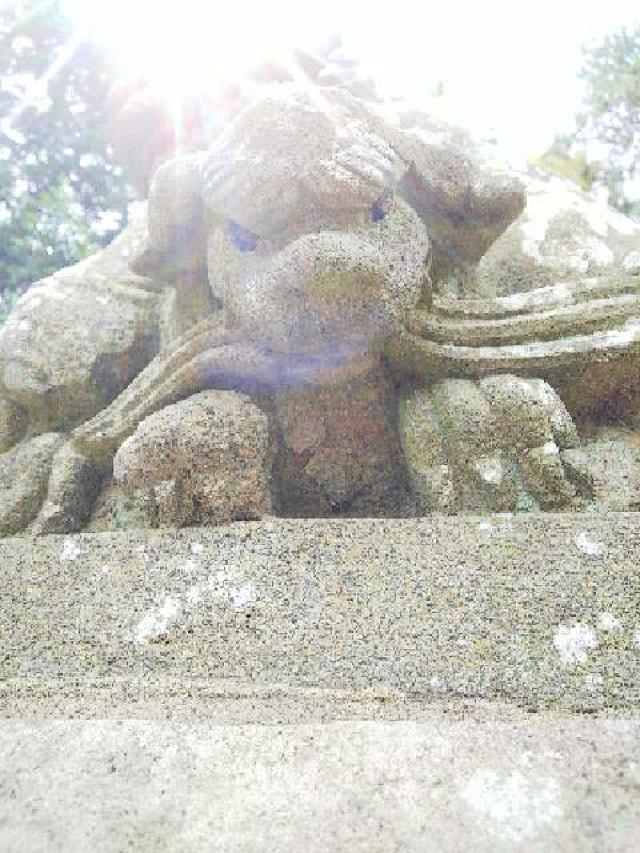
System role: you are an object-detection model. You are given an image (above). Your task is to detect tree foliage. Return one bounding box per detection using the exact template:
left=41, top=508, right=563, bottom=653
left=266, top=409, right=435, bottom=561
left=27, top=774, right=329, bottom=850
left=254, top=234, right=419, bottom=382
left=543, top=26, right=640, bottom=217
left=0, top=0, right=130, bottom=319
left=537, top=134, right=599, bottom=194
left=578, top=26, right=640, bottom=215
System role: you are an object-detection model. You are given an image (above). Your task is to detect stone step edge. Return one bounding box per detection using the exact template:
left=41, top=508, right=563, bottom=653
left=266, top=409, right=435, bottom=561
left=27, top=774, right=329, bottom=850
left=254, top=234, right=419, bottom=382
left=2, top=676, right=638, bottom=722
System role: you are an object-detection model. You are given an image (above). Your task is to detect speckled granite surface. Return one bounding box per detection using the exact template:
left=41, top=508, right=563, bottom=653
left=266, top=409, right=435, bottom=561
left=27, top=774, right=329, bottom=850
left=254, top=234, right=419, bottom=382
left=2, top=515, right=639, bottom=851
left=2, top=514, right=640, bottom=712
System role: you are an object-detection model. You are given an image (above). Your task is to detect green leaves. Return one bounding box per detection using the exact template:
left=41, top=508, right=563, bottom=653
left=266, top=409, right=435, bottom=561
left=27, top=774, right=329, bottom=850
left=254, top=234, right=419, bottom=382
left=539, top=27, right=640, bottom=219
left=578, top=27, right=640, bottom=216
left=0, top=0, right=131, bottom=309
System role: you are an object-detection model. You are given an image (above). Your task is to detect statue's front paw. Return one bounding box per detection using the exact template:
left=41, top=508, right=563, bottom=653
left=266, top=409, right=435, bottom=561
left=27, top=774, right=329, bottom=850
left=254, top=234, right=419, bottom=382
left=0, top=392, right=105, bottom=537
left=106, top=390, right=273, bottom=530
left=0, top=432, right=102, bottom=537
left=0, top=434, right=64, bottom=537
left=399, top=375, right=580, bottom=514
left=29, top=443, right=106, bottom=536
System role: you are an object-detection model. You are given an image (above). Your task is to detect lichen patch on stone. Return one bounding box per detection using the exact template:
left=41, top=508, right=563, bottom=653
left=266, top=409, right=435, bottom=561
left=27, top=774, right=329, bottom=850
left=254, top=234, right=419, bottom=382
left=575, top=531, right=605, bottom=557
left=462, top=767, right=563, bottom=842
left=597, top=612, right=621, bottom=633
left=133, top=595, right=181, bottom=644
left=584, top=673, right=604, bottom=691
left=60, top=539, right=82, bottom=562
left=132, top=564, right=258, bottom=644
left=553, top=623, right=598, bottom=666
left=474, top=456, right=504, bottom=485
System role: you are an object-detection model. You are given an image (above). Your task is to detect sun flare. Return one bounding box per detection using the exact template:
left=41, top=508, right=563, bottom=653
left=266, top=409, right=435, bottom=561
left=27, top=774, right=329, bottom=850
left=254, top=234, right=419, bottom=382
left=62, top=0, right=325, bottom=96
left=60, top=0, right=640, bottom=161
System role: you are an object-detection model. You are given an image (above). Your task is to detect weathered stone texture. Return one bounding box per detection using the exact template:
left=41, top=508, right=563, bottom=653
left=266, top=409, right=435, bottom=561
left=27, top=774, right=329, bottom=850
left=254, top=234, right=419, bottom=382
left=0, top=397, right=27, bottom=453
left=30, top=443, right=106, bottom=535
left=268, top=356, right=410, bottom=516
left=0, top=210, right=160, bottom=430
left=477, top=168, right=640, bottom=297
left=2, top=516, right=639, bottom=711
left=0, top=433, right=63, bottom=536
left=107, top=390, right=273, bottom=528
left=562, top=430, right=640, bottom=511
left=399, top=375, right=579, bottom=513
left=1, top=715, right=639, bottom=853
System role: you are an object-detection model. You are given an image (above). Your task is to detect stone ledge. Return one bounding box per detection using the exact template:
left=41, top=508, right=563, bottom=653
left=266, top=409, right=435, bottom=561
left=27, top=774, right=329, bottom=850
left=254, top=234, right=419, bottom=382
left=1, top=715, right=639, bottom=852
left=9, top=677, right=635, bottom=723
left=2, top=514, right=639, bottom=711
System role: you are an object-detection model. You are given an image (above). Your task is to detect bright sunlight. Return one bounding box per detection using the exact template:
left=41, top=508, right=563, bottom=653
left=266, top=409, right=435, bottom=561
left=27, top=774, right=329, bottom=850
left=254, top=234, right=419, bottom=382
left=60, top=0, right=639, bottom=160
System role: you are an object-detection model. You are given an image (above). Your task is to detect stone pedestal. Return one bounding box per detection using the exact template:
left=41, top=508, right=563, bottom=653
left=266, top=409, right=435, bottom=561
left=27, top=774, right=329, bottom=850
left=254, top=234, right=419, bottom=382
left=2, top=515, right=639, bottom=850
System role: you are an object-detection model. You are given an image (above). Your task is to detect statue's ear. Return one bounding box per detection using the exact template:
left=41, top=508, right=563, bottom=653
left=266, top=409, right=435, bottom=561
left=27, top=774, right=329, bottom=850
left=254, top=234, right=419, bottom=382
left=395, top=129, right=526, bottom=270
left=108, top=80, right=177, bottom=196
left=133, top=153, right=208, bottom=281
left=395, top=141, right=525, bottom=269
left=128, top=240, right=163, bottom=278
left=129, top=232, right=208, bottom=282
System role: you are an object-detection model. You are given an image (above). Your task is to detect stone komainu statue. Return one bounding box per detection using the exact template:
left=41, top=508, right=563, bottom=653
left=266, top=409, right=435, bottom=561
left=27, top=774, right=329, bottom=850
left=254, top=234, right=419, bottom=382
left=2, top=48, right=640, bottom=535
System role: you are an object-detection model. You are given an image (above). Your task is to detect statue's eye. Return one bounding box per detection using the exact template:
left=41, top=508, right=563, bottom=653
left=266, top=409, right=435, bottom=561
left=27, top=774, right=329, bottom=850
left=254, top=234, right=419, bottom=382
left=371, top=188, right=392, bottom=222
left=227, top=219, right=258, bottom=252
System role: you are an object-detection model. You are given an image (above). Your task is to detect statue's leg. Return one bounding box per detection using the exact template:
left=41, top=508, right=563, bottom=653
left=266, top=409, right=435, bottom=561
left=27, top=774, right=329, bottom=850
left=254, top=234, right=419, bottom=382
left=29, top=325, right=287, bottom=534
left=72, top=320, right=283, bottom=459
left=72, top=291, right=372, bottom=461
left=42, top=306, right=368, bottom=533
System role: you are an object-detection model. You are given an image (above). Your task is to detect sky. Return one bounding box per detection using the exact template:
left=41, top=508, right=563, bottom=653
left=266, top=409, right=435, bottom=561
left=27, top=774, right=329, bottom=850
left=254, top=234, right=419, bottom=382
left=339, top=0, right=640, bottom=158
left=56, top=0, right=640, bottom=160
